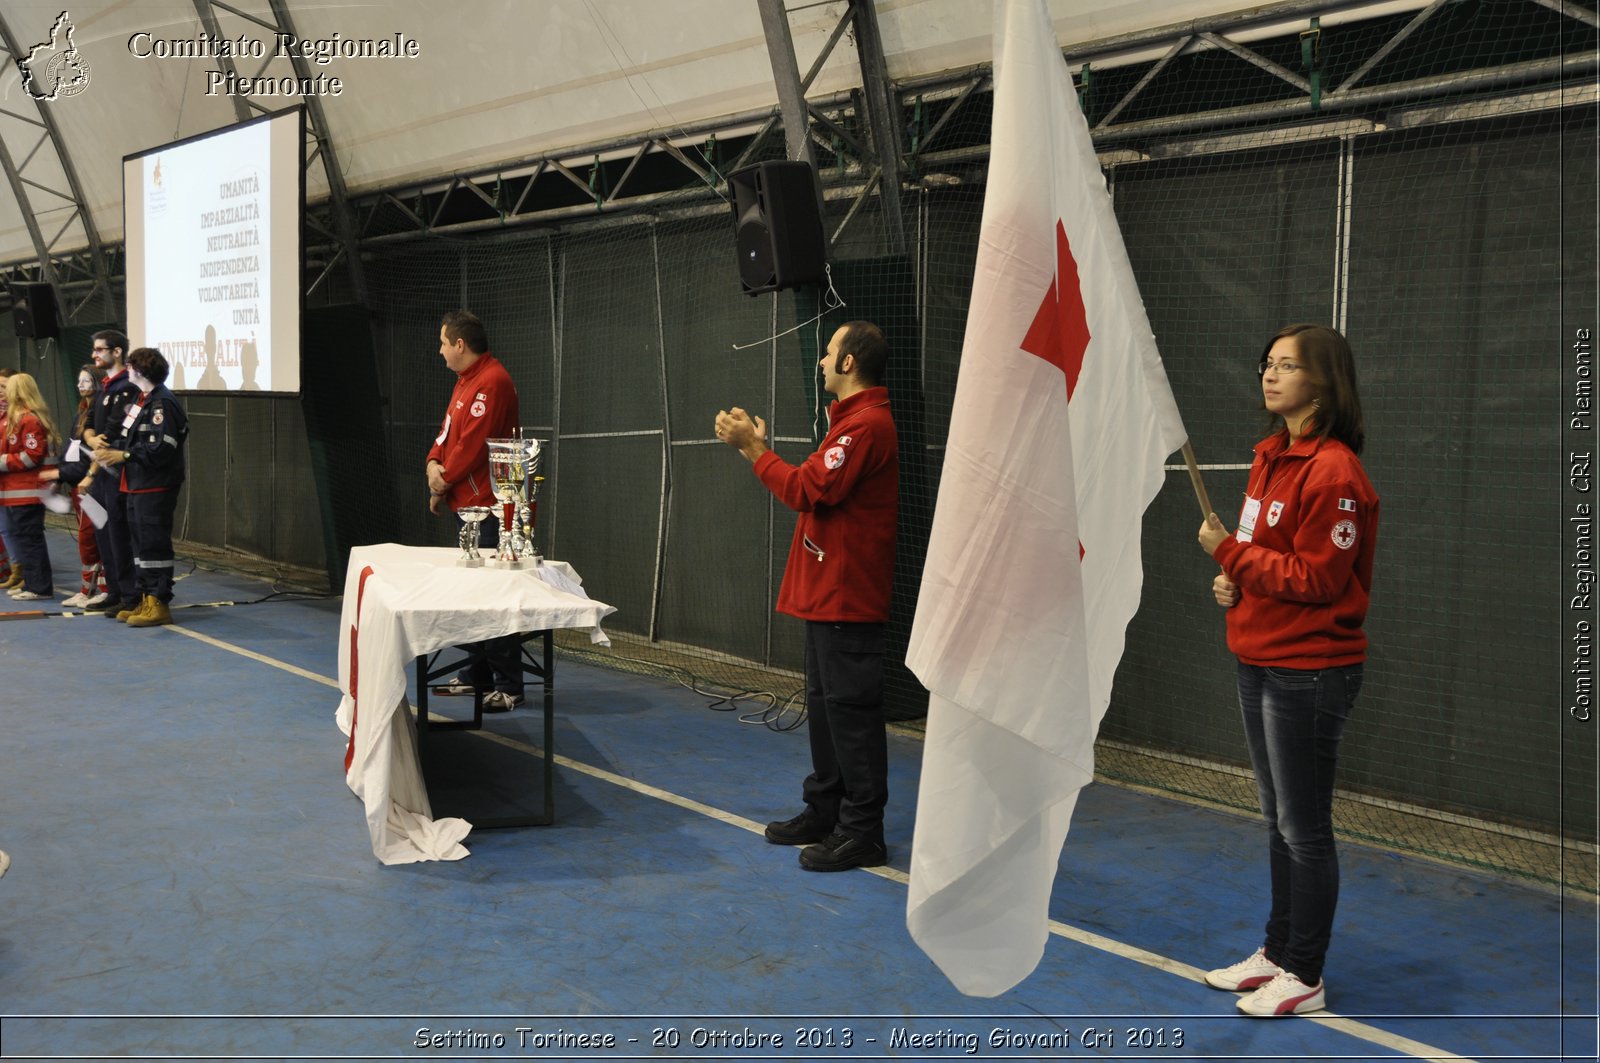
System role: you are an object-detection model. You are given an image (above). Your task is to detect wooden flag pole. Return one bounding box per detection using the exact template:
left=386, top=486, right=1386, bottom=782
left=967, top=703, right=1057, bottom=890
left=1181, top=440, right=1215, bottom=519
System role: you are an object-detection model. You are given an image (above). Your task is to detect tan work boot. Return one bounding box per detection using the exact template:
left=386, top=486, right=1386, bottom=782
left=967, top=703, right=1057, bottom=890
left=113, top=596, right=148, bottom=622
left=127, top=596, right=173, bottom=627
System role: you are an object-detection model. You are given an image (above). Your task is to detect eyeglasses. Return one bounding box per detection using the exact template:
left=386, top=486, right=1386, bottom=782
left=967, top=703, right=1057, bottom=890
left=1258, top=360, right=1302, bottom=376
left=92, top=346, right=111, bottom=354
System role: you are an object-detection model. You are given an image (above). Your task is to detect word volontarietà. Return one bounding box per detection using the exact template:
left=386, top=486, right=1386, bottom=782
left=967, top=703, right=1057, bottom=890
left=127, top=30, right=421, bottom=97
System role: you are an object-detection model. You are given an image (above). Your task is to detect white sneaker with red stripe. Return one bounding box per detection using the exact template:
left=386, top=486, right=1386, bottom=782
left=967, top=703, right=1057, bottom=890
left=1204, top=947, right=1282, bottom=991
left=1236, top=971, right=1325, bottom=1016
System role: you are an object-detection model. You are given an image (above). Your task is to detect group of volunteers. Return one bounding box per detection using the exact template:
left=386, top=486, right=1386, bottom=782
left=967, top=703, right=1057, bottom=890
left=711, top=316, right=1375, bottom=1020
left=1, top=311, right=1377, bottom=1020
left=0, top=330, right=189, bottom=626
left=716, top=318, right=1376, bottom=1018
left=421, top=309, right=1377, bottom=1017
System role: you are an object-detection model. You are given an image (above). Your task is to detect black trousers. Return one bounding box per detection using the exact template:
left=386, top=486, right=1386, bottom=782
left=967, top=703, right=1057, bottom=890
left=128, top=489, right=179, bottom=603
left=800, top=620, right=889, bottom=848
left=91, top=480, right=136, bottom=604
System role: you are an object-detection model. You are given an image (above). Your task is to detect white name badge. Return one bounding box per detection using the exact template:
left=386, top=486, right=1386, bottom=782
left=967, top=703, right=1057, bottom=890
left=65, top=439, right=80, bottom=462
left=1237, top=496, right=1262, bottom=543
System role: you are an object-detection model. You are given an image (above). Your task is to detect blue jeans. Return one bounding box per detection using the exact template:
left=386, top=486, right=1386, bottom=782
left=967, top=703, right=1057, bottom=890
left=1236, top=661, right=1363, bottom=986
left=7, top=503, right=52, bottom=595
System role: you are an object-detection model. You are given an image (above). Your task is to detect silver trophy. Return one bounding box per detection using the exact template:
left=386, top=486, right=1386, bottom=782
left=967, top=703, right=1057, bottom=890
left=455, top=506, right=492, bottom=567
left=485, top=435, right=545, bottom=569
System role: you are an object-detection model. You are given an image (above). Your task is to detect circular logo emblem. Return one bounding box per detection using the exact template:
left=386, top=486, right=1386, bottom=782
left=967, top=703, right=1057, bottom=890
left=1332, top=519, right=1358, bottom=550
left=45, top=51, right=91, bottom=99
left=823, top=445, right=846, bottom=470
left=470, top=400, right=487, bottom=418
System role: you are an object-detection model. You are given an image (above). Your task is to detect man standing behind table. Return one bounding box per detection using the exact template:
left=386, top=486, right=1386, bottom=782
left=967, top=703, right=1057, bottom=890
left=425, top=309, right=525, bottom=712
left=93, top=347, right=188, bottom=628
left=715, top=320, right=899, bottom=872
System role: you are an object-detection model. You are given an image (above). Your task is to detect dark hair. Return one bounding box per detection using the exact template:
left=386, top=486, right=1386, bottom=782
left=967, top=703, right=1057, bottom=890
left=1262, top=323, right=1364, bottom=455
left=93, top=329, right=129, bottom=357
left=836, top=320, right=889, bottom=386
left=127, top=347, right=170, bottom=387
left=75, top=362, right=102, bottom=428
left=441, top=310, right=489, bottom=354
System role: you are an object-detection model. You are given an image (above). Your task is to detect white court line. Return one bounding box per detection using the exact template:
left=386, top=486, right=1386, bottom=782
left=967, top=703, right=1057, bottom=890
left=477, top=731, right=1479, bottom=1063
left=169, top=623, right=1479, bottom=1063
left=167, top=624, right=342, bottom=690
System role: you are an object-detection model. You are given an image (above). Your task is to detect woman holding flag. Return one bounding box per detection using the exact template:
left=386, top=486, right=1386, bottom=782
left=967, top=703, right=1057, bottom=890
left=1197, top=323, right=1379, bottom=1017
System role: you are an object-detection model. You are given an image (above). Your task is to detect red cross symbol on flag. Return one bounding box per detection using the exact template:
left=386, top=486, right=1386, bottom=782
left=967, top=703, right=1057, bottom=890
left=1020, top=218, right=1090, bottom=559
left=1020, top=219, right=1091, bottom=399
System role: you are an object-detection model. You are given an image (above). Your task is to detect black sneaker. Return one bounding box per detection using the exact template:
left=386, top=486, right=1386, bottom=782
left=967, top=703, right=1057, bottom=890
left=100, top=598, right=130, bottom=618
left=798, top=830, right=887, bottom=872
left=764, top=809, right=830, bottom=846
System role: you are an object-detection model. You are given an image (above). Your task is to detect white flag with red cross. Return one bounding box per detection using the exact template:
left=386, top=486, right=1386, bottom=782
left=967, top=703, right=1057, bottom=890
left=905, top=0, right=1188, bottom=997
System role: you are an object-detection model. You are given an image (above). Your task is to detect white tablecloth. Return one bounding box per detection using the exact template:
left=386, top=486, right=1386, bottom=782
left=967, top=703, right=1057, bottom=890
left=334, top=544, right=615, bottom=864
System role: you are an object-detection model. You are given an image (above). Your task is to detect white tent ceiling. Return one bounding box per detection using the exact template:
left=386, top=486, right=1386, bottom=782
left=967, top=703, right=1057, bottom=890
left=0, top=0, right=1381, bottom=267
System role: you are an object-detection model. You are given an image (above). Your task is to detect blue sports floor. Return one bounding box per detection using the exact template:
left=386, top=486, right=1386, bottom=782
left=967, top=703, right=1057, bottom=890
left=0, top=526, right=1594, bottom=1062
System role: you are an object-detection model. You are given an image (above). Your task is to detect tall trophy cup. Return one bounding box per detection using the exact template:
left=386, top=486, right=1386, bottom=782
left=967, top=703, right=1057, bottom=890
left=485, top=436, right=545, bottom=569
left=455, top=506, right=491, bottom=567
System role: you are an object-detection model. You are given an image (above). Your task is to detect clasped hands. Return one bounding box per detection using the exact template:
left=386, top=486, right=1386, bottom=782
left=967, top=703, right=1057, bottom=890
left=714, top=407, right=768, bottom=462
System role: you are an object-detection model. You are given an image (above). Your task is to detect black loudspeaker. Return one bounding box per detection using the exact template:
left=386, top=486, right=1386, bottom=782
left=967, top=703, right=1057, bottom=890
left=12, top=283, right=60, bottom=339
left=728, top=161, right=826, bottom=295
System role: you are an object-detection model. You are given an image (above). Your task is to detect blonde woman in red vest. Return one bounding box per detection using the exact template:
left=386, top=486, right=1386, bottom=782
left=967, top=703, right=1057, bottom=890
left=0, top=372, right=62, bottom=601
left=0, top=367, right=13, bottom=589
